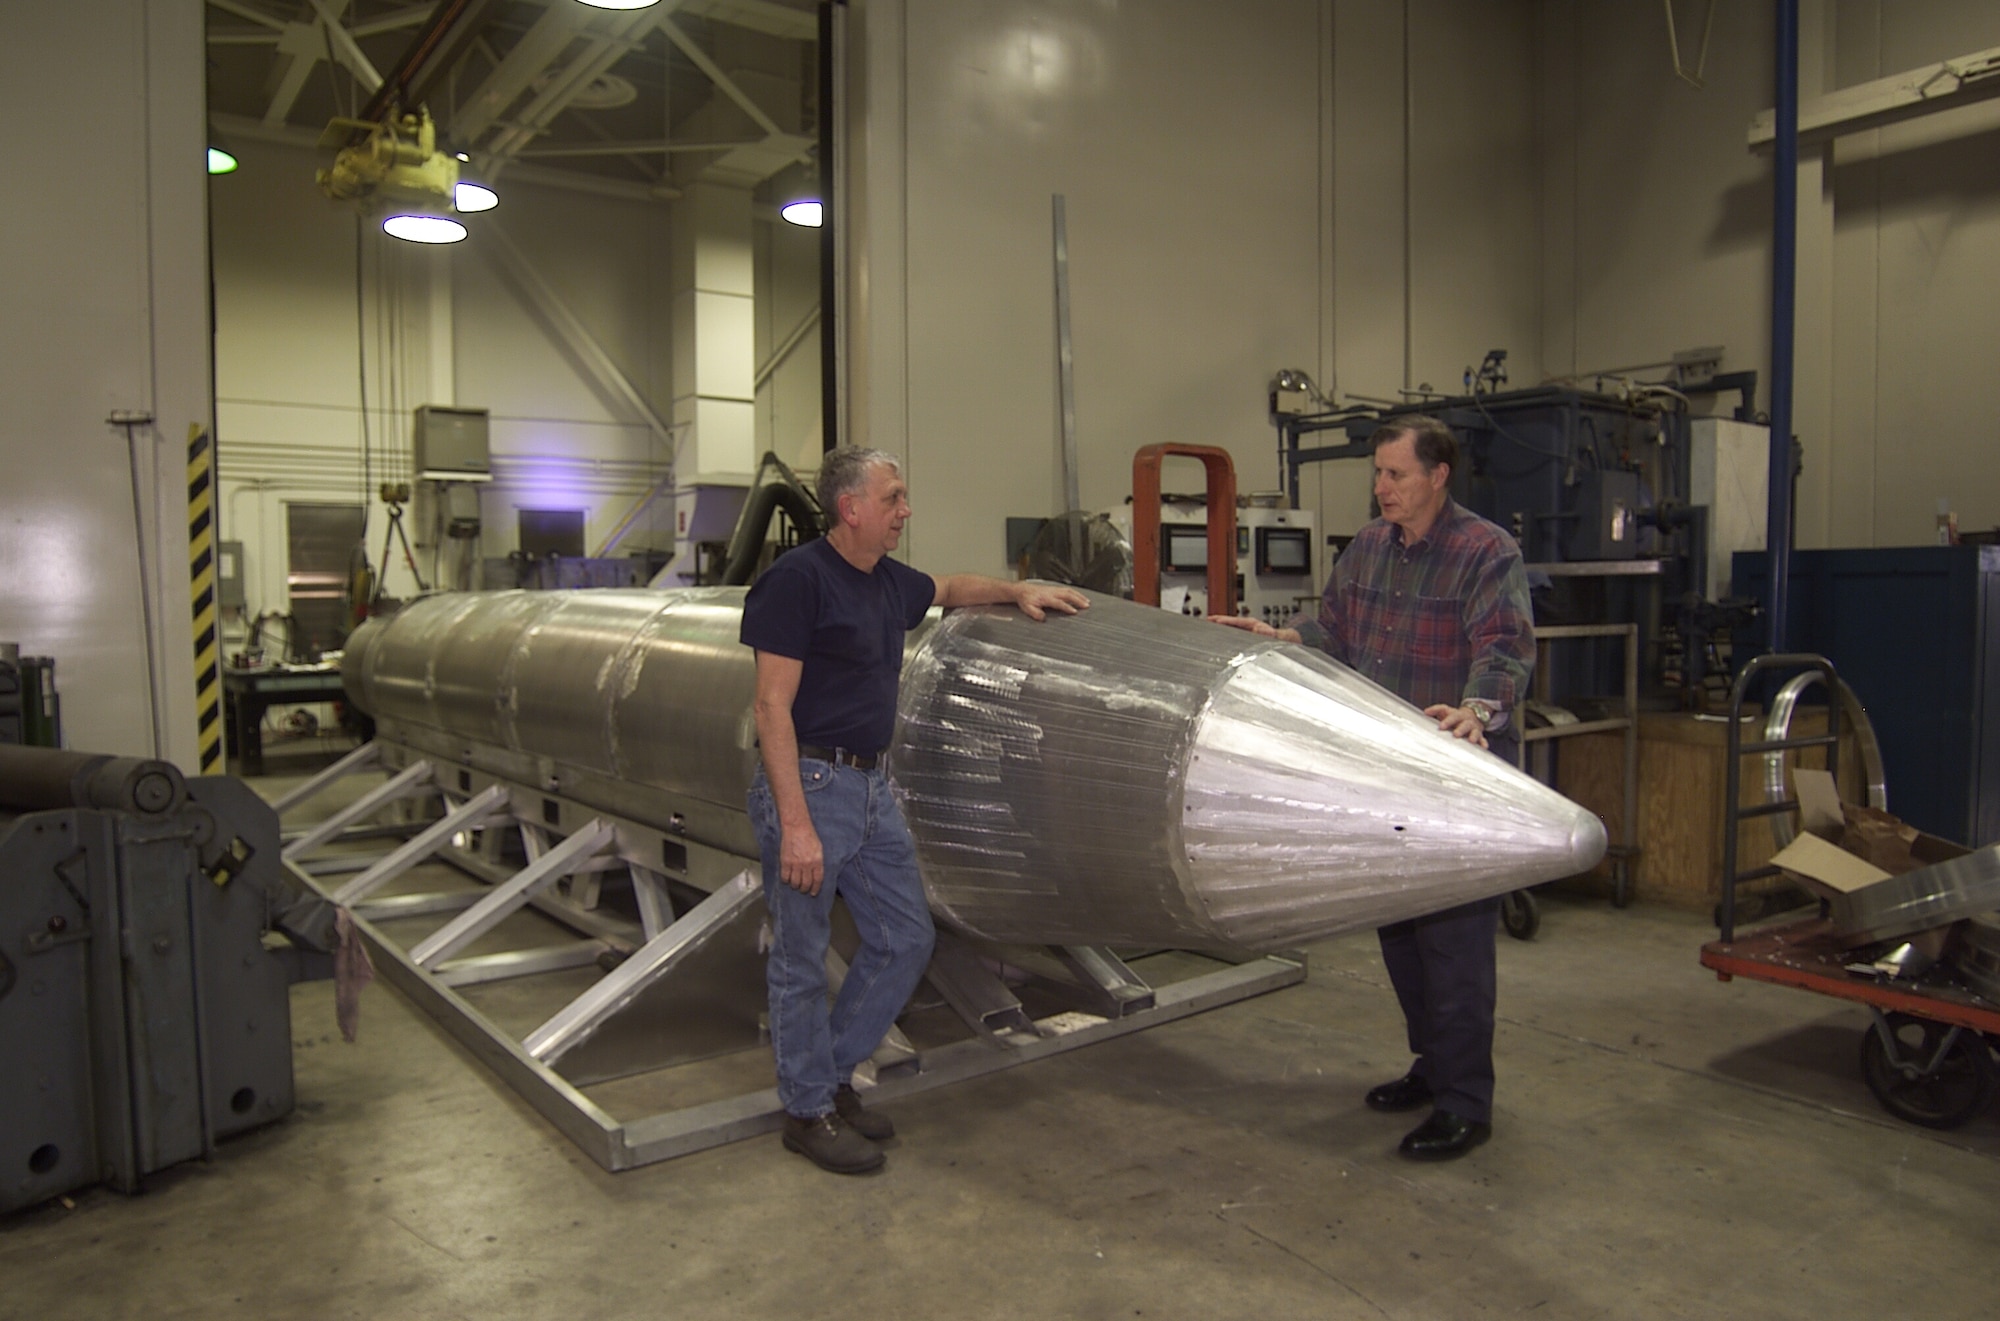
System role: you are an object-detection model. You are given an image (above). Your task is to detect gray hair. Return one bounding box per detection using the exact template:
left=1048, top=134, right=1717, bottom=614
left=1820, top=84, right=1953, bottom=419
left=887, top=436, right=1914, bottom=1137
left=815, top=446, right=902, bottom=520
left=1368, top=414, right=1460, bottom=474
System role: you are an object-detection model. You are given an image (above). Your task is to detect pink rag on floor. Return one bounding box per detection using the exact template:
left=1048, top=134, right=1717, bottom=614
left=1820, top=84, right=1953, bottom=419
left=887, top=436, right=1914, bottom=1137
left=333, top=906, right=375, bottom=1043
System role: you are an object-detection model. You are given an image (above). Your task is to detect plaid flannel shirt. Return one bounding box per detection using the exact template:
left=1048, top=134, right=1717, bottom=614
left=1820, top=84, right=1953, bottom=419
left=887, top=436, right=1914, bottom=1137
left=1294, top=499, right=1534, bottom=729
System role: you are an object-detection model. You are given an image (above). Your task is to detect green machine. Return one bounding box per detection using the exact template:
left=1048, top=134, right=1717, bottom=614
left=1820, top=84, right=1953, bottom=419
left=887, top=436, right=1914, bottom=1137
left=0, top=648, right=61, bottom=748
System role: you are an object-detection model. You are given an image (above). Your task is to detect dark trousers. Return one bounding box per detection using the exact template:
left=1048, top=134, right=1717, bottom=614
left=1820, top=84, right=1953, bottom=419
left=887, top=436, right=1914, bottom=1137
left=1377, top=897, right=1500, bottom=1123
left=1376, top=731, right=1513, bottom=1124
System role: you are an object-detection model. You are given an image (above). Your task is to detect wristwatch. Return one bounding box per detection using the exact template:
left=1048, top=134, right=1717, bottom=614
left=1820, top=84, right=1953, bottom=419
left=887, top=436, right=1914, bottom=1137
left=1463, top=699, right=1496, bottom=729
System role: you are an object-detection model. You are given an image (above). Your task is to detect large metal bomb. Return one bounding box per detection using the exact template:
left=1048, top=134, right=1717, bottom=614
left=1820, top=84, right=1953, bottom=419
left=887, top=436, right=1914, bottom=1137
left=343, top=588, right=1605, bottom=952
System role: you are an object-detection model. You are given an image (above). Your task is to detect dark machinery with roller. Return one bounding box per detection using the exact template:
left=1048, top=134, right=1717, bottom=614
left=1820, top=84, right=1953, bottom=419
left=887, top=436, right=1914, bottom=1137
left=0, top=746, right=335, bottom=1213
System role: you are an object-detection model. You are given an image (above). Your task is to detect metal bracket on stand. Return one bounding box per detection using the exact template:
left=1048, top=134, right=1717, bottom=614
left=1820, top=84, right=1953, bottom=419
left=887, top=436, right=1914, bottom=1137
left=925, top=933, right=1038, bottom=1041
left=1053, top=945, right=1158, bottom=1018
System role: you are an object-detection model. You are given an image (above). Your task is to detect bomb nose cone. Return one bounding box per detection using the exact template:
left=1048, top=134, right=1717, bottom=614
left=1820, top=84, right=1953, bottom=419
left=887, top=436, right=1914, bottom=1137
left=1570, top=812, right=1610, bottom=876
left=895, top=595, right=1608, bottom=953
left=1177, top=646, right=1607, bottom=948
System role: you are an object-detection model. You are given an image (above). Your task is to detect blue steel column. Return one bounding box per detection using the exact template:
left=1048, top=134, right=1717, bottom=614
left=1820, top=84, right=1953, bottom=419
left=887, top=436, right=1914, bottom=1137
left=1765, top=0, right=1799, bottom=653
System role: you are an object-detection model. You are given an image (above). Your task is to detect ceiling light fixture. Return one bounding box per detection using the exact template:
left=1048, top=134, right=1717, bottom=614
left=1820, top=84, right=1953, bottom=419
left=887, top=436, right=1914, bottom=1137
left=454, top=181, right=498, bottom=212
left=574, top=1, right=662, bottom=10
left=207, top=147, right=238, bottom=174
left=777, top=164, right=822, bottom=228
left=383, top=213, right=467, bottom=244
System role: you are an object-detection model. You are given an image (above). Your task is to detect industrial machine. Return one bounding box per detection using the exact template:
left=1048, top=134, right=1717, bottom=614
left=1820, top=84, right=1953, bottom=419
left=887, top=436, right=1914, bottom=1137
left=0, top=647, right=60, bottom=747
left=1114, top=441, right=1317, bottom=626
left=1272, top=351, right=1772, bottom=705
left=0, top=747, right=335, bottom=1213
left=282, top=589, right=1604, bottom=1171
left=315, top=106, right=491, bottom=242
left=1110, top=500, right=1316, bottom=625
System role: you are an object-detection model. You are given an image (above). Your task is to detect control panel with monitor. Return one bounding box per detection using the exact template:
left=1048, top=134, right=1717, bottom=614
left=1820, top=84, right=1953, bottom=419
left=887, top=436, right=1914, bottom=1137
left=1114, top=501, right=1317, bottom=624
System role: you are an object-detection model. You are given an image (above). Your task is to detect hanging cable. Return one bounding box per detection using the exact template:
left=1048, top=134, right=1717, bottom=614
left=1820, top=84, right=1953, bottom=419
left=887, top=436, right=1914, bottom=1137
left=355, top=216, right=371, bottom=507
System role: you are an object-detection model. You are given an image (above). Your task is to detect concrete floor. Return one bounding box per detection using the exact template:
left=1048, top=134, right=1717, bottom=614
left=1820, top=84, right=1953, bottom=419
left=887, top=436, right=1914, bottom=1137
left=5, top=774, right=1999, bottom=1320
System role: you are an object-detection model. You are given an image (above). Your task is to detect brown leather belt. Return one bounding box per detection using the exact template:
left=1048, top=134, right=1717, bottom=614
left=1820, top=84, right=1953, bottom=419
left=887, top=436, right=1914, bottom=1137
left=797, top=744, right=880, bottom=770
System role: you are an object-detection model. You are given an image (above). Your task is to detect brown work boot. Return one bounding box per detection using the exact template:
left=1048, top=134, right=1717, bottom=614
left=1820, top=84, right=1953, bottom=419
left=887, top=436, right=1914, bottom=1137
left=835, top=1084, right=895, bottom=1141
left=782, top=1112, right=885, bottom=1174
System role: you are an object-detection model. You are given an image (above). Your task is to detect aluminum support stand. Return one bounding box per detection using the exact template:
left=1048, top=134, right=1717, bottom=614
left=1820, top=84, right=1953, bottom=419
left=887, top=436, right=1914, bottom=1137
left=409, top=819, right=616, bottom=968
left=269, top=740, right=381, bottom=815
left=332, top=782, right=510, bottom=905
left=273, top=740, right=1310, bottom=1172
left=926, top=933, right=1038, bottom=1040
left=524, top=870, right=760, bottom=1064
left=281, top=760, right=433, bottom=862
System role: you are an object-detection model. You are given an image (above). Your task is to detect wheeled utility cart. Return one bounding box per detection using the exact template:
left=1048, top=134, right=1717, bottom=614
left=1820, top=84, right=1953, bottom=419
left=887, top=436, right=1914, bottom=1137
left=1699, top=653, right=2000, bottom=1130
left=1702, top=920, right=2000, bottom=1128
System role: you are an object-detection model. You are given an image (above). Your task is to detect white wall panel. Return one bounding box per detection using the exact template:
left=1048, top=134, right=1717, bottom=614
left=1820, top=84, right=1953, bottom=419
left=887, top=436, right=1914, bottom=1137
left=458, top=181, right=669, bottom=429
left=854, top=0, right=1542, bottom=578
left=0, top=0, right=208, bottom=763
left=1831, top=0, right=2000, bottom=544
left=1407, top=0, right=1542, bottom=395
left=872, top=0, right=1327, bottom=575
left=1540, top=1, right=1776, bottom=393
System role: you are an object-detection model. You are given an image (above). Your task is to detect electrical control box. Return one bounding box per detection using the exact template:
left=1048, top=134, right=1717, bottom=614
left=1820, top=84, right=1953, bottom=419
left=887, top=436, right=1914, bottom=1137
left=218, top=539, right=246, bottom=610
left=413, top=405, right=492, bottom=481
left=1567, top=470, right=1644, bottom=560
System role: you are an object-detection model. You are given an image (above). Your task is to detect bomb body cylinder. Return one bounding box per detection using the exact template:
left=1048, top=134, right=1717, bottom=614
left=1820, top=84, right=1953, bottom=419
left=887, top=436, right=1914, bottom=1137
left=344, top=589, right=1605, bottom=952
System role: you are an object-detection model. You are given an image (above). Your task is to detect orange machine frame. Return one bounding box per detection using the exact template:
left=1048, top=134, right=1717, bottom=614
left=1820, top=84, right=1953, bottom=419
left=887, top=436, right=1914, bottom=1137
left=1131, top=444, right=1237, bottom=616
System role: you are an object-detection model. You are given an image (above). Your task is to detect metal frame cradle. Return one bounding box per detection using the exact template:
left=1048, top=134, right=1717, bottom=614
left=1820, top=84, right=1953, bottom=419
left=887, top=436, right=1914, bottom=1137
left=276, top=736, right=1306, bottom=1172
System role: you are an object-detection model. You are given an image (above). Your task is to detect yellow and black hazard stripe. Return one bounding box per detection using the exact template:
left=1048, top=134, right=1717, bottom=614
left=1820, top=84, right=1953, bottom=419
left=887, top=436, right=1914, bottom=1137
left=187, top=424, right=223, bottom=774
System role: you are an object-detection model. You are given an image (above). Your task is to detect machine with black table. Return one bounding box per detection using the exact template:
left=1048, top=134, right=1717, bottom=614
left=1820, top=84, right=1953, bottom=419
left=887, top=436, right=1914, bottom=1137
left=223, top=661, right=354, bottom=776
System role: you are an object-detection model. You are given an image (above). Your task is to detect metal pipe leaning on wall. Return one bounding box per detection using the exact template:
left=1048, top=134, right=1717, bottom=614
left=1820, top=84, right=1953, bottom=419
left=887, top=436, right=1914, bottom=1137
left=343, top=589, right=1607, bottom=953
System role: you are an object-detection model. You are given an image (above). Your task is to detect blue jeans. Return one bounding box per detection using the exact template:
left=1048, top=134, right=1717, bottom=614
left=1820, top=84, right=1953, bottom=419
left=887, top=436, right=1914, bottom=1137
left=747, top=760, right=936, bottom=1119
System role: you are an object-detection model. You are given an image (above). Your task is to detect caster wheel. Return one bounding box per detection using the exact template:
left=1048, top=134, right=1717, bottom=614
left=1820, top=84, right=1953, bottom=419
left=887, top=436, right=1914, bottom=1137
left=1859, top=1013, right=1996, bottom=1130
left=1501, top=890, right=1540, bottom=942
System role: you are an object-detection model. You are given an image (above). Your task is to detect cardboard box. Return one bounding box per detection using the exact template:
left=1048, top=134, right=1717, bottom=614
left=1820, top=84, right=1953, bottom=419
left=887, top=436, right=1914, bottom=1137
left=1769, top=768, right=1973, bottom=947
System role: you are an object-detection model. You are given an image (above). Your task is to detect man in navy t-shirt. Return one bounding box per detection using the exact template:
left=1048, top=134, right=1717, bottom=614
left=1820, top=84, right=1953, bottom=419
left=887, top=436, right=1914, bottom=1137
left=741, top=446, right=1088, bottom=1174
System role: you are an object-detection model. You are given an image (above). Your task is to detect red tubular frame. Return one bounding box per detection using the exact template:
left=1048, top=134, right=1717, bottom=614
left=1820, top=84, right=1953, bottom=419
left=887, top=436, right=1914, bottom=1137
left=1131, top=444, right=1237, bottom=615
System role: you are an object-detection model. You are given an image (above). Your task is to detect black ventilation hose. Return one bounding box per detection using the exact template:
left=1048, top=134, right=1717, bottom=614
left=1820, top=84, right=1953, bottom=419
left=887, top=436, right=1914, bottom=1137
left=722, top=482, right=824, bottom=586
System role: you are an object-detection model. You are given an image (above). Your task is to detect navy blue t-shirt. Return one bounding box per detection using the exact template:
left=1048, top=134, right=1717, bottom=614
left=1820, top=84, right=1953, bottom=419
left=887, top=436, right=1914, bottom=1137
left=739, top=537, right=937, bottom=754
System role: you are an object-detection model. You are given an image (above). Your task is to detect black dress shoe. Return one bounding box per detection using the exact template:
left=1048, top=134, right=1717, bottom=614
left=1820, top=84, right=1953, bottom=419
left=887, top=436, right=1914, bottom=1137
left=1398, top=1110, right=1491, bottom=1161
left=1364, top=1073, right=1433, bottom=1113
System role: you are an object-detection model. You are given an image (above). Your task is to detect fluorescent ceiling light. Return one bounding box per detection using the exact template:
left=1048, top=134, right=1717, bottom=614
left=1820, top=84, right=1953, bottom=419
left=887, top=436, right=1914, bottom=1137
left=207, top=147, right=238, bottom=174
left=574, top=1, right=662, bottom=9
left=454, top=181, right=498, bottom=212
left=780, top=200, right=822, bottom=228
left=383, top=213, right=467, bottom=244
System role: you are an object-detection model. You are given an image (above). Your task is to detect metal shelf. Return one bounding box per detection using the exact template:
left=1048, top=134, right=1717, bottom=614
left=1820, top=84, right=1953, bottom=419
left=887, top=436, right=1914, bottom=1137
left=1516, top=623, right=1639, bottom=907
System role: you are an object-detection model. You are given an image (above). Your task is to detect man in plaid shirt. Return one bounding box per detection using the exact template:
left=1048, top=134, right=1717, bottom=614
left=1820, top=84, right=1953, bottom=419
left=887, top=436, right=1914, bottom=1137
left=1215, top=415, right=1534, bottom=1161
